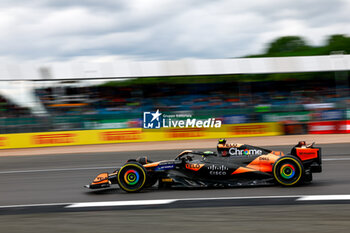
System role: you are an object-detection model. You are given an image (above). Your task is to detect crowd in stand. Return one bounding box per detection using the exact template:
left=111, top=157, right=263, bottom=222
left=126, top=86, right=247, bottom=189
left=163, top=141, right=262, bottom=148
left=0, top=79, right=348, bottom=118
left=33, top=81, right=349, bottom=116
left=0, top=79, right=348, bottom=134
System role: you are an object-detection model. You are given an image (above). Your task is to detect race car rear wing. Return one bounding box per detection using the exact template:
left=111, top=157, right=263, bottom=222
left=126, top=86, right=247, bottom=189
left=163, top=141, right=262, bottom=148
left=293, top=147, right=322, bottom=173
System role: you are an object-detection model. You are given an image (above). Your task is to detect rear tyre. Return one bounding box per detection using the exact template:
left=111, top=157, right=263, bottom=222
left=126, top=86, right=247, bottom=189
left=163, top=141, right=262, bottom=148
left=273, top=156, right=304, bottom=186
left=117, top=162, right=147, bottom=193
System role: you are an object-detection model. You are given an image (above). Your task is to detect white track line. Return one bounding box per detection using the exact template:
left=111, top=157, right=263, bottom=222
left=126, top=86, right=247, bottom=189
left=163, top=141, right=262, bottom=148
left=66, top=200, right=176, bottom=208
left=2, top=195, right=350, bottom=209
left=0, top=196, right=300, bottom=209
left=297, top=195, right=350, bottom=201
left=323, top=158, right=350, bottom=161
left=66, top=195, right=303, bottom=209
left=0, top=202, right=72, bottom=209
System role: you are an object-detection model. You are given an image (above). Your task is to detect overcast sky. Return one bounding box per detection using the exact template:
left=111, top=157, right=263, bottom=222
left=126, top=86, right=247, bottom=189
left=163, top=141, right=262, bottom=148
left=0, top=0, right=349, bottom=63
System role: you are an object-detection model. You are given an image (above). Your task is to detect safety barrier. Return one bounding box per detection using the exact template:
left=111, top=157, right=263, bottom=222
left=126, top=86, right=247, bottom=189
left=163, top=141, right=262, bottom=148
left=308, top=120, right=350, bottom=134
left=0, top=122, right=282, bottom=149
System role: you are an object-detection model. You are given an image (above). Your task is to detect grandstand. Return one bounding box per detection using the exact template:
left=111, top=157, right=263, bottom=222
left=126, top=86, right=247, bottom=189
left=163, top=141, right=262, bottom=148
left=0, top=55, right=348, bottom=134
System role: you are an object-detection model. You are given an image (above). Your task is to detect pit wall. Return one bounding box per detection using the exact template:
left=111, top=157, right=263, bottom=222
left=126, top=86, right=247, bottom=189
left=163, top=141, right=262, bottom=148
left=0, top=123, right=282, bottom=149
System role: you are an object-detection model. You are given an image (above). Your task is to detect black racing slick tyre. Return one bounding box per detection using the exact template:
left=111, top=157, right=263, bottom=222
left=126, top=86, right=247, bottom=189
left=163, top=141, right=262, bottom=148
left=117, top=162, right=147, bottom=193
left=273, top=156, right=304, bottom=186
left=144, top=174, right=158, bottom=188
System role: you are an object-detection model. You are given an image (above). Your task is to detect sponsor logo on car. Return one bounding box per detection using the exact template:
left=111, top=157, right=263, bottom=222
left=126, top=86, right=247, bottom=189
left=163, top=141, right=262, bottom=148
left=229, top=148, right=263, bottom=156
left=208, top=164, right=229, bottom=175
left=155, top=164, right=175, bottom=171
left=221, top=150, right=228, bottom=156
left=208, top=165, right=229, bottom=171
left=161, top=178, right=173, bottom=182
left=185, top=163, right=205, bottom=171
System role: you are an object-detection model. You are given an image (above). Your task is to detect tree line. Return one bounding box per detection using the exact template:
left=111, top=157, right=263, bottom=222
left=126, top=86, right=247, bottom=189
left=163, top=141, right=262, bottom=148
left=247, top=34, right=349, bottom=58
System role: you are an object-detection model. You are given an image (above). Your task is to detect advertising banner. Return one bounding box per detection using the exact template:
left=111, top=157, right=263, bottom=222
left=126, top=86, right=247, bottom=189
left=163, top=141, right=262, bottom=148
left=0, top=122, right=283, bottom=150
left=227, top=123, right=281, bottom=137
left=308, top=121, right=338, bottom=134
left=337, top=120, right=350, bottom=134
left=308, top=121, right=350, bottom=134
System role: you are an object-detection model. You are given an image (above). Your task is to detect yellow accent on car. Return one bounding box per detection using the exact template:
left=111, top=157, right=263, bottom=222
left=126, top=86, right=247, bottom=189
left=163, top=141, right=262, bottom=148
left=161, top=178, right=173, bottom=182
left=273, top=157, right=302, bottom=186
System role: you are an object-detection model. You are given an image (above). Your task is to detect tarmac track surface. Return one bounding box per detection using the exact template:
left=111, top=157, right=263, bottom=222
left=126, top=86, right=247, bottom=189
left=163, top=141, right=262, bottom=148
left=1, top=143, right=350, bottom=232
left=0, top=143, right=349, bottom=206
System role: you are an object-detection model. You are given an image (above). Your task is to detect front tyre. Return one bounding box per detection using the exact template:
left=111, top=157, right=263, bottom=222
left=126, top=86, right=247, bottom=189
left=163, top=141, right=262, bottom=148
left=117, top=162, right=147, bottom=193
left=273, top=156, right=304, bottom=186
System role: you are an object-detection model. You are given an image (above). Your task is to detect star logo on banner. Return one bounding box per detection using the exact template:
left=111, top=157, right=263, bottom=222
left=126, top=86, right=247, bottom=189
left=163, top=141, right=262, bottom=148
left=151, top=109, right=162, bottom=122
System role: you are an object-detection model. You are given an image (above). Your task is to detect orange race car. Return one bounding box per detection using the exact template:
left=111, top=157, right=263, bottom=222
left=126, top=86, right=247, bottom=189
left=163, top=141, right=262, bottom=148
left=85, top=139, right=322, bottom=193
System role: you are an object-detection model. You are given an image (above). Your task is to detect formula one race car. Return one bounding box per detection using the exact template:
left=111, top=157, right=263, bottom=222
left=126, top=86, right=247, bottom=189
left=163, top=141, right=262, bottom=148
left=85, top=139, right=322, bottom=193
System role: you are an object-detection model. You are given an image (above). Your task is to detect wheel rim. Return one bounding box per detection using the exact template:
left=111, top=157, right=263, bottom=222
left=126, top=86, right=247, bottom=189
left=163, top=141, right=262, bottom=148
left=274, top=157, right=302, bottom=185
left=280, top=164, right=295, bottom=179
left=118, top=163, right=146, bottom=192
left=124, top=170, right=140, bottom=185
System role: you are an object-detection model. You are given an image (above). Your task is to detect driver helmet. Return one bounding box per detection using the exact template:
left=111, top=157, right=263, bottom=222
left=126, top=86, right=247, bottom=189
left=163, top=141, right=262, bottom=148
left=218, top=138, right=227, bottom=145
